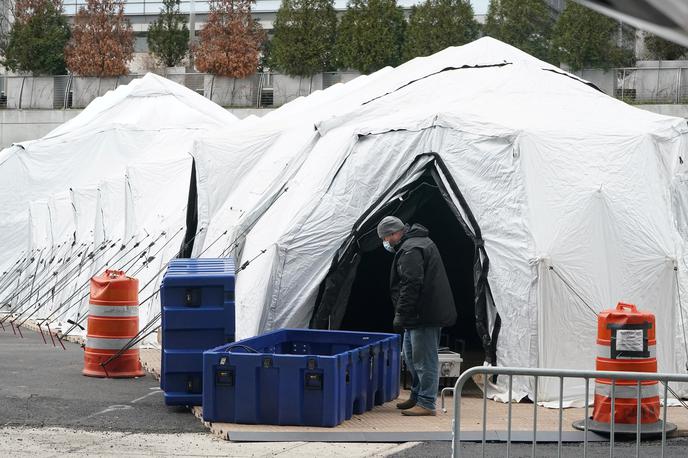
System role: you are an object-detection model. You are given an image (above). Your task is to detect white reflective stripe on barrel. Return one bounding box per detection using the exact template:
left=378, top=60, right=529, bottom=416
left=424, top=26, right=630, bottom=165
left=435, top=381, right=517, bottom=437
left=595, top=382, right=658, bottom=399
left=86, top=337, right=139, bottom=350
left=596, top=344, right=656, bottom=359
left=88, top=304, right=139, bottom=317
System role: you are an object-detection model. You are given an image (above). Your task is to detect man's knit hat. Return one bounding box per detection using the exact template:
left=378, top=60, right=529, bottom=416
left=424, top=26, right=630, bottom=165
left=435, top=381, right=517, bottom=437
left=377, top=216, right=405, bottom=239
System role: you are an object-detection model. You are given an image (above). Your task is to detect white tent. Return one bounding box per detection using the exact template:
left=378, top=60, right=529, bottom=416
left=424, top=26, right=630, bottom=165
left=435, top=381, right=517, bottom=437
left=0, top=73, right=238, bottom=340
left=191, top=37, right=688, bottom=404
left=0, top=73, right=237, bottom=274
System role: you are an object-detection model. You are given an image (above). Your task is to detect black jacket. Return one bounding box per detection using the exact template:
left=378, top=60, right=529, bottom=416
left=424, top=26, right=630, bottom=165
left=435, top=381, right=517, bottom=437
left=389, top=224, right=457, bottom=329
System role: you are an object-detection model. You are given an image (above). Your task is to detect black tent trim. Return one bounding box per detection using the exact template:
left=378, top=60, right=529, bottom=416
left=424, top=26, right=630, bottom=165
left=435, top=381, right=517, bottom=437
left=179, top=158, right=198, bottom=258
left=361, top=62, right=512, bottom=107
left=540, top=68, right=604, bottom=93
left=310, top=152, right=500, bottom=363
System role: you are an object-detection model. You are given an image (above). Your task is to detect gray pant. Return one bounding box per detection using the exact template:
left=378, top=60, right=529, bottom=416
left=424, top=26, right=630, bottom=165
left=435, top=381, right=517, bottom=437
left=403, top=327, right=441, bottom=410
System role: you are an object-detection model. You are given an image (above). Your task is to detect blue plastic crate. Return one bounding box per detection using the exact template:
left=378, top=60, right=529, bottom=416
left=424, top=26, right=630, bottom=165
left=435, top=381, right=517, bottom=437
left=202, top=329, right=400, bottom=427
left=160, top=258, right=236, bottom=406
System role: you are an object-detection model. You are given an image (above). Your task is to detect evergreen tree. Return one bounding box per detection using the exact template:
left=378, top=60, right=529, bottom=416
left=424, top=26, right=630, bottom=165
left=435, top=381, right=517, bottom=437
left=65, top=0, right=134, bottom=76
left=335, top=0, right=405, bottom=74
left=403, top=0, right=479, bottom=61
left=147, top=0, right=189, bottom=68
left=2, top=0, right=70, bottom=75
left=552, top=1, right=632, bottom=71
left=484, top=0, right=553, bottom=62
left=194, top=0, right=265, bottom=77
left=644, top=33, right=688, bottom=60
left=270, top=0, right=337, bottom=76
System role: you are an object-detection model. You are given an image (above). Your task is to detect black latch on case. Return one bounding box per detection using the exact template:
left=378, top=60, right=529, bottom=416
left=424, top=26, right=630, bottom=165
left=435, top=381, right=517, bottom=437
left=216, top=369, right=235, bottom=386
left=305, top=372, right=323, bottom=390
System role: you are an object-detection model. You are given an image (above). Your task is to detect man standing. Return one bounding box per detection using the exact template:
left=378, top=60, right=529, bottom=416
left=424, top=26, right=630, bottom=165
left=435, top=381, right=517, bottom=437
left=377, top=216, right=457, bottom=416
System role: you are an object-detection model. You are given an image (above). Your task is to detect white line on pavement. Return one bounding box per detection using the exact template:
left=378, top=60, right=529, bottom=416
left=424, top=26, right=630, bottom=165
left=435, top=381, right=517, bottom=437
left=131, top=389, right=163, bottom=404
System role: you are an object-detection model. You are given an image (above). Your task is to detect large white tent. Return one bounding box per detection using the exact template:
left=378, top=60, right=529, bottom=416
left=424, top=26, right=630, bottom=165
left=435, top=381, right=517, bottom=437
left=189, top=37, right=688, bottom=404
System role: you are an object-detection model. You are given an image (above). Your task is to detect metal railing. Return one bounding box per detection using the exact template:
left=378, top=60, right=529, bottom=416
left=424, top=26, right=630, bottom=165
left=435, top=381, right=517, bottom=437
left=441, top=365, right=688, bottom=458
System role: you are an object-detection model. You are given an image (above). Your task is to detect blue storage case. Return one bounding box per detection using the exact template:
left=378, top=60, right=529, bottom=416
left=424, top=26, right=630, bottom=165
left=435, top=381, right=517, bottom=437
left=160, top=258, right=236, bottom=406
left=202, top=329, right=400, bottom=427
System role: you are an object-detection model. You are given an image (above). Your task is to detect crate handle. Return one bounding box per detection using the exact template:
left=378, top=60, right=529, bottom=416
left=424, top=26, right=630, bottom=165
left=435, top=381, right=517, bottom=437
left=225, top=344, right=259, bottom=354
left=616, top=302, right=638, bottom=313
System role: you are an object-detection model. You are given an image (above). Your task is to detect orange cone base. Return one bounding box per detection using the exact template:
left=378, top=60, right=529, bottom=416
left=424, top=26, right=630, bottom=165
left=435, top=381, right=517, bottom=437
left=573, top=418, right=677, bottom=438
left=592, top=394, right=660, bottom=424
left=83, top=347, right=145, bottom=378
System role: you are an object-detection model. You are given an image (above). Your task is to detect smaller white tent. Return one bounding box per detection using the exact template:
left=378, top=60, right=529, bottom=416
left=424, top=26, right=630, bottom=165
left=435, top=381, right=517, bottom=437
left=0, top=73, right=238, bottom=272
left=0, top=73, right=238, bottom=340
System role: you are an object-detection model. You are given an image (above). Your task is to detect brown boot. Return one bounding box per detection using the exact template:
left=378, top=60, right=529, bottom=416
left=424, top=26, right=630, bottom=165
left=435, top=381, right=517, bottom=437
left=396, top=398, right=417, bottom=410
left=401, top=405, right=436, bottom=416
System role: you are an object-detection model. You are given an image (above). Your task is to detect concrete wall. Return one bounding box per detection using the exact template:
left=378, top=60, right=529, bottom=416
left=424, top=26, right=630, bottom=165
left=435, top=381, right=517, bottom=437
left=272, top=74, right=324, bottom=106
left=636, top=104, right=688, bottom=119
left=0, top=108, right=275, bottom=148
left=0, top=110, right=80, bottom=147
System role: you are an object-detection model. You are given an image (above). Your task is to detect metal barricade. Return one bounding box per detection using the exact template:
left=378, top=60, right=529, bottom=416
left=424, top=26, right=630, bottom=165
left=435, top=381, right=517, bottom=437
left=441, top=366, right=688, bottom=458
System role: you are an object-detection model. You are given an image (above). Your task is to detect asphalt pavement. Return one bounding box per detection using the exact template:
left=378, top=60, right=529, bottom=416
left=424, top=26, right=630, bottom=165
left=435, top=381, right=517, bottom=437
left=0, top=322, right=204, bottom=433
left=6, top=322, right=688, bottom=457
left=397, top=437, right=688, bottom=457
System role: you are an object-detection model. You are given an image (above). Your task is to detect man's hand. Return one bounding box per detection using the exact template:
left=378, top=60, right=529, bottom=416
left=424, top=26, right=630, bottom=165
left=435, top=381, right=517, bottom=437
left=393, top=314, right=404, bottom=332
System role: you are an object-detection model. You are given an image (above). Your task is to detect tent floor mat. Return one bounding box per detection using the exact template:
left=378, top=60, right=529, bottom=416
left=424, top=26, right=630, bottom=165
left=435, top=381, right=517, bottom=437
left=190, top=399, right=657, bottom=443
left=221, top=430, right=612, bottom=443
left=136, top=349, right=688, bottom=442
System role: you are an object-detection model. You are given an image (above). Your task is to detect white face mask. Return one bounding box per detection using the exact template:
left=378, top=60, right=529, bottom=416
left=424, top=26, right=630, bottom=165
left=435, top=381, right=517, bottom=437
left=383, top=240, right=395, bottom=253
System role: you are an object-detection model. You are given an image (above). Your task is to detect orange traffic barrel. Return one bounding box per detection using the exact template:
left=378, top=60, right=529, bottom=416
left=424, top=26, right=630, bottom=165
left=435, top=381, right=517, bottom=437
left=574, top=302, right=677, bottom=437
left=83, top=269, right=144, bottom=378
left=593, top=302, right=658, bottom=425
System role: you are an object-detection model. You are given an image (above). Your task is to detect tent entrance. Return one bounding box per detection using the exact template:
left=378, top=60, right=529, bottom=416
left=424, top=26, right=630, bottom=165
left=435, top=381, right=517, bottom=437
left=312, top=159, right=499, bottom=365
